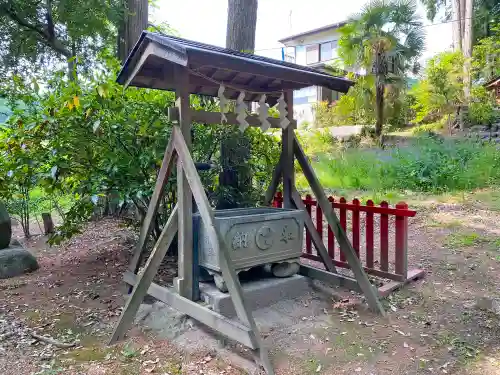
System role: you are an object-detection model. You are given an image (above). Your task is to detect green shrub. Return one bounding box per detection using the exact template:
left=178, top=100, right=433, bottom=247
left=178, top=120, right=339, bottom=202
left=467, top=86, right=497, bottom=125
left=312, top=135, right=500, bottom=193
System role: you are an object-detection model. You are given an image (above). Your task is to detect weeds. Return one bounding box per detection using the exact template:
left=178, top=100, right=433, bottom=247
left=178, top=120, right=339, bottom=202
left=444, top=233, right=483, bottom=248
left=300, top=135, right=500, bottom=195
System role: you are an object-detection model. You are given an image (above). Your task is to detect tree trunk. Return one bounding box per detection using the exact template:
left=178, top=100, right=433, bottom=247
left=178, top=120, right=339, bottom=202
left=375, top=78, right=384, bottom=137
left=226, top=0, right=258, bottom=52
left=452, top=0, right=463, bottom=51
left=219, top=0, right=258, bottom=209
left=462, top=0, right=473, bottom=101
left=41, top=213, right=54, bottom=235
left=118, top=0, right=148, bottom=62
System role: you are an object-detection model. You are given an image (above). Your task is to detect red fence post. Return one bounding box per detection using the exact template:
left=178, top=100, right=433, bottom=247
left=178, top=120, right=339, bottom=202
left=395, top=202, right=409, bottom=278
left=380, top=201, right=389, bottom=272
left=339, top=197, right=347, bottom=262
left=365, top=200, right=375, bottom=269
left=316, top=200, right=323, bottom=241
left=304, top=194, right=313, bottom=254
left=327, top=196, right=335, bottom=258
left=274, top=192, right=283, bottom=208
left=352, top=199, right=360, bottom=258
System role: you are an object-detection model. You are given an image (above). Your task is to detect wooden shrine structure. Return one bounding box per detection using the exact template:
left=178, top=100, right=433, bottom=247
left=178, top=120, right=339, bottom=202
left=109, top=32, right=386, bottom=374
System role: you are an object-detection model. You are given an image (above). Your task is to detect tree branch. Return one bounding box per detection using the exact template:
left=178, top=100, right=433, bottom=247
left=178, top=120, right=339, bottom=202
left=2, top=3, right=72, bottom=58
left=45, top=0, right=55, bottom=40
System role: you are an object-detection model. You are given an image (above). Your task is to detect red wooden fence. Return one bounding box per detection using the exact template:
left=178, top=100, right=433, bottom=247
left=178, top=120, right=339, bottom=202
left=273, top=192, right=417, bottom=282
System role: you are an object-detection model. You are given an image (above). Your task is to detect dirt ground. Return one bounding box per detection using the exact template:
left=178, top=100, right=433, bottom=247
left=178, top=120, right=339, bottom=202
left=2, top=190, right=500, bottom=375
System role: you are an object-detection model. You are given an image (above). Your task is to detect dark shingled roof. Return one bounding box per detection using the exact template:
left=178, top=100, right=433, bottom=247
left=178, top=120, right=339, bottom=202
left=117, top=32, right=353, bottom=103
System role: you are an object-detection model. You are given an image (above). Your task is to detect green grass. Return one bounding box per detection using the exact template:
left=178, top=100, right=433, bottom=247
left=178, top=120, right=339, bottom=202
left=444, top=232, right=500, bottom=249
left=444, top=233, right=483, bottom=248
left=297, top=135, right=500, bottom=197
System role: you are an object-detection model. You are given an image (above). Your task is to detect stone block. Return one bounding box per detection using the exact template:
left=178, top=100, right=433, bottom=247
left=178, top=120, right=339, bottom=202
left=199, top=275, right=310, bottom=317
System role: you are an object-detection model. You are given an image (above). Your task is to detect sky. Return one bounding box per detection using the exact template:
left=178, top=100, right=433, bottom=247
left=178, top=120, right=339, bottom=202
left=152, top=0, right=453, bottom=62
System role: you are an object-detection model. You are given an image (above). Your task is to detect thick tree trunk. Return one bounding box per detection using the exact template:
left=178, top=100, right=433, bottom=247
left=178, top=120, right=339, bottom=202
left=462, top=0, right=473, bottom=101
left=452, top=0, right=463, bottom=51
left=226, top=0, right=258, bottom=52
left=118, top=0, right=148, bottom=62
left=219, top=0, right=258, bottom=209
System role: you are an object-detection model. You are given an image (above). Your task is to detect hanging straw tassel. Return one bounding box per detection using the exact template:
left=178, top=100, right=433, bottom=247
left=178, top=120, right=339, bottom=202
left=277, top=92, right=290, bottom=129
left=258, top=94, right=271, bottom=131
left=235, top=91, right=249, bottom=132
left=218, top=84, right=229, bottom=123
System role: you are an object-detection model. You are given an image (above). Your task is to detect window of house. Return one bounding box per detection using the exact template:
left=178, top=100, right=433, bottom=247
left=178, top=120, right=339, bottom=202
left=306, top=44, right=319, bottom=64
left=320, top=40, right=337, bottom=61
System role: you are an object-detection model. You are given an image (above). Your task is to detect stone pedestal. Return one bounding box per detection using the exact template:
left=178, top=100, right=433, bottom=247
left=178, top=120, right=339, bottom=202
left=199, top=274, right=310, bottom=317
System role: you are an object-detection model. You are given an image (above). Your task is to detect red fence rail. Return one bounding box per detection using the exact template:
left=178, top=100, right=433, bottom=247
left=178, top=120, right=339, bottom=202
left=273, top=192, right=417, bottom=282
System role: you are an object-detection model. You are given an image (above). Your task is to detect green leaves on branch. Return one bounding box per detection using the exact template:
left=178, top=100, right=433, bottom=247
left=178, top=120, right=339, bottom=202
left=0, top=57, right=281, bottom=244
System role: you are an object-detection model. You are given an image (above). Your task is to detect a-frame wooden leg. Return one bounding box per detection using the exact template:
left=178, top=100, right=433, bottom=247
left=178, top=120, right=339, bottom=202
left=293, top=135, right=386, bottom=316
left=109, top=205, right=179, bottom=344
left=291, top=188, right=337, bottom=273
left=128, top=136, right=177, bottom=275
left=173, top=126, right=274, bottom=374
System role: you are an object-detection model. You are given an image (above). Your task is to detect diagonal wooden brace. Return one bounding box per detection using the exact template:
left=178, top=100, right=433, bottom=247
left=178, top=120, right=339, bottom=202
left=293, top=135, right=385, bottom=316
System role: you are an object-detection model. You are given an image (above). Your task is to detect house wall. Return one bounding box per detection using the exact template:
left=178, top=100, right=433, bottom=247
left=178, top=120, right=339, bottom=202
left=281, top=28, right=343, bottom=125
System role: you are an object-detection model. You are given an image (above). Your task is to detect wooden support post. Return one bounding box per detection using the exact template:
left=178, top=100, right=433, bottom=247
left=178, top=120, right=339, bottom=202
left=291, top=188, right=337, bottom=273
left=110, top=205, right=179, bottom=344
left=128, top=135, right=177, bottom=275
left=172, top=127, right=274, bottom=374
left=174, top=68, right=194, bottom=300
left=281, top=90, right=294, bottom=209
left=263, top=151, right=284, bottom=206
left=293, top=135, right=385, bottom=316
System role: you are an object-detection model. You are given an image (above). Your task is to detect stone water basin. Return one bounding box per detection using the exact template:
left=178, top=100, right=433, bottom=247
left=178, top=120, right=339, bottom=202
left=194, top=207, right=304, bottom=291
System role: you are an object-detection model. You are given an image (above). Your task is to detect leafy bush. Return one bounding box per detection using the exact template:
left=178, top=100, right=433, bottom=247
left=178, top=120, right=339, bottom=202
left=467, top=86, right=497, bottom=125
left=0, top=56, right=280, bottom=242
left=313, top=101, right=338, bottom=128
left=411, top=52, right=464, bottom=124
left=311, top=136, right=500, bottom=193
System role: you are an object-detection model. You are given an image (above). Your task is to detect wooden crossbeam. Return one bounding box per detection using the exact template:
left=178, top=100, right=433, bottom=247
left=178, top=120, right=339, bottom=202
left=128, top=133, right=177, bottom=275
left=293, top=135, right=386, bottom=316
left=110, top=205, right=179, bottom=344
left=123, top=272, right=258, bottom=349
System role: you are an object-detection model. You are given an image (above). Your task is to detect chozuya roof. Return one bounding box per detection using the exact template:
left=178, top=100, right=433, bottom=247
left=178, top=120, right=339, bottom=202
left=117, top=32, right=353, bottom=103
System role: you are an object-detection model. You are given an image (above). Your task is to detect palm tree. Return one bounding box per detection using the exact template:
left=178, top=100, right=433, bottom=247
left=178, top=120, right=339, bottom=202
left=338, top=0, right=425, bottom=137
